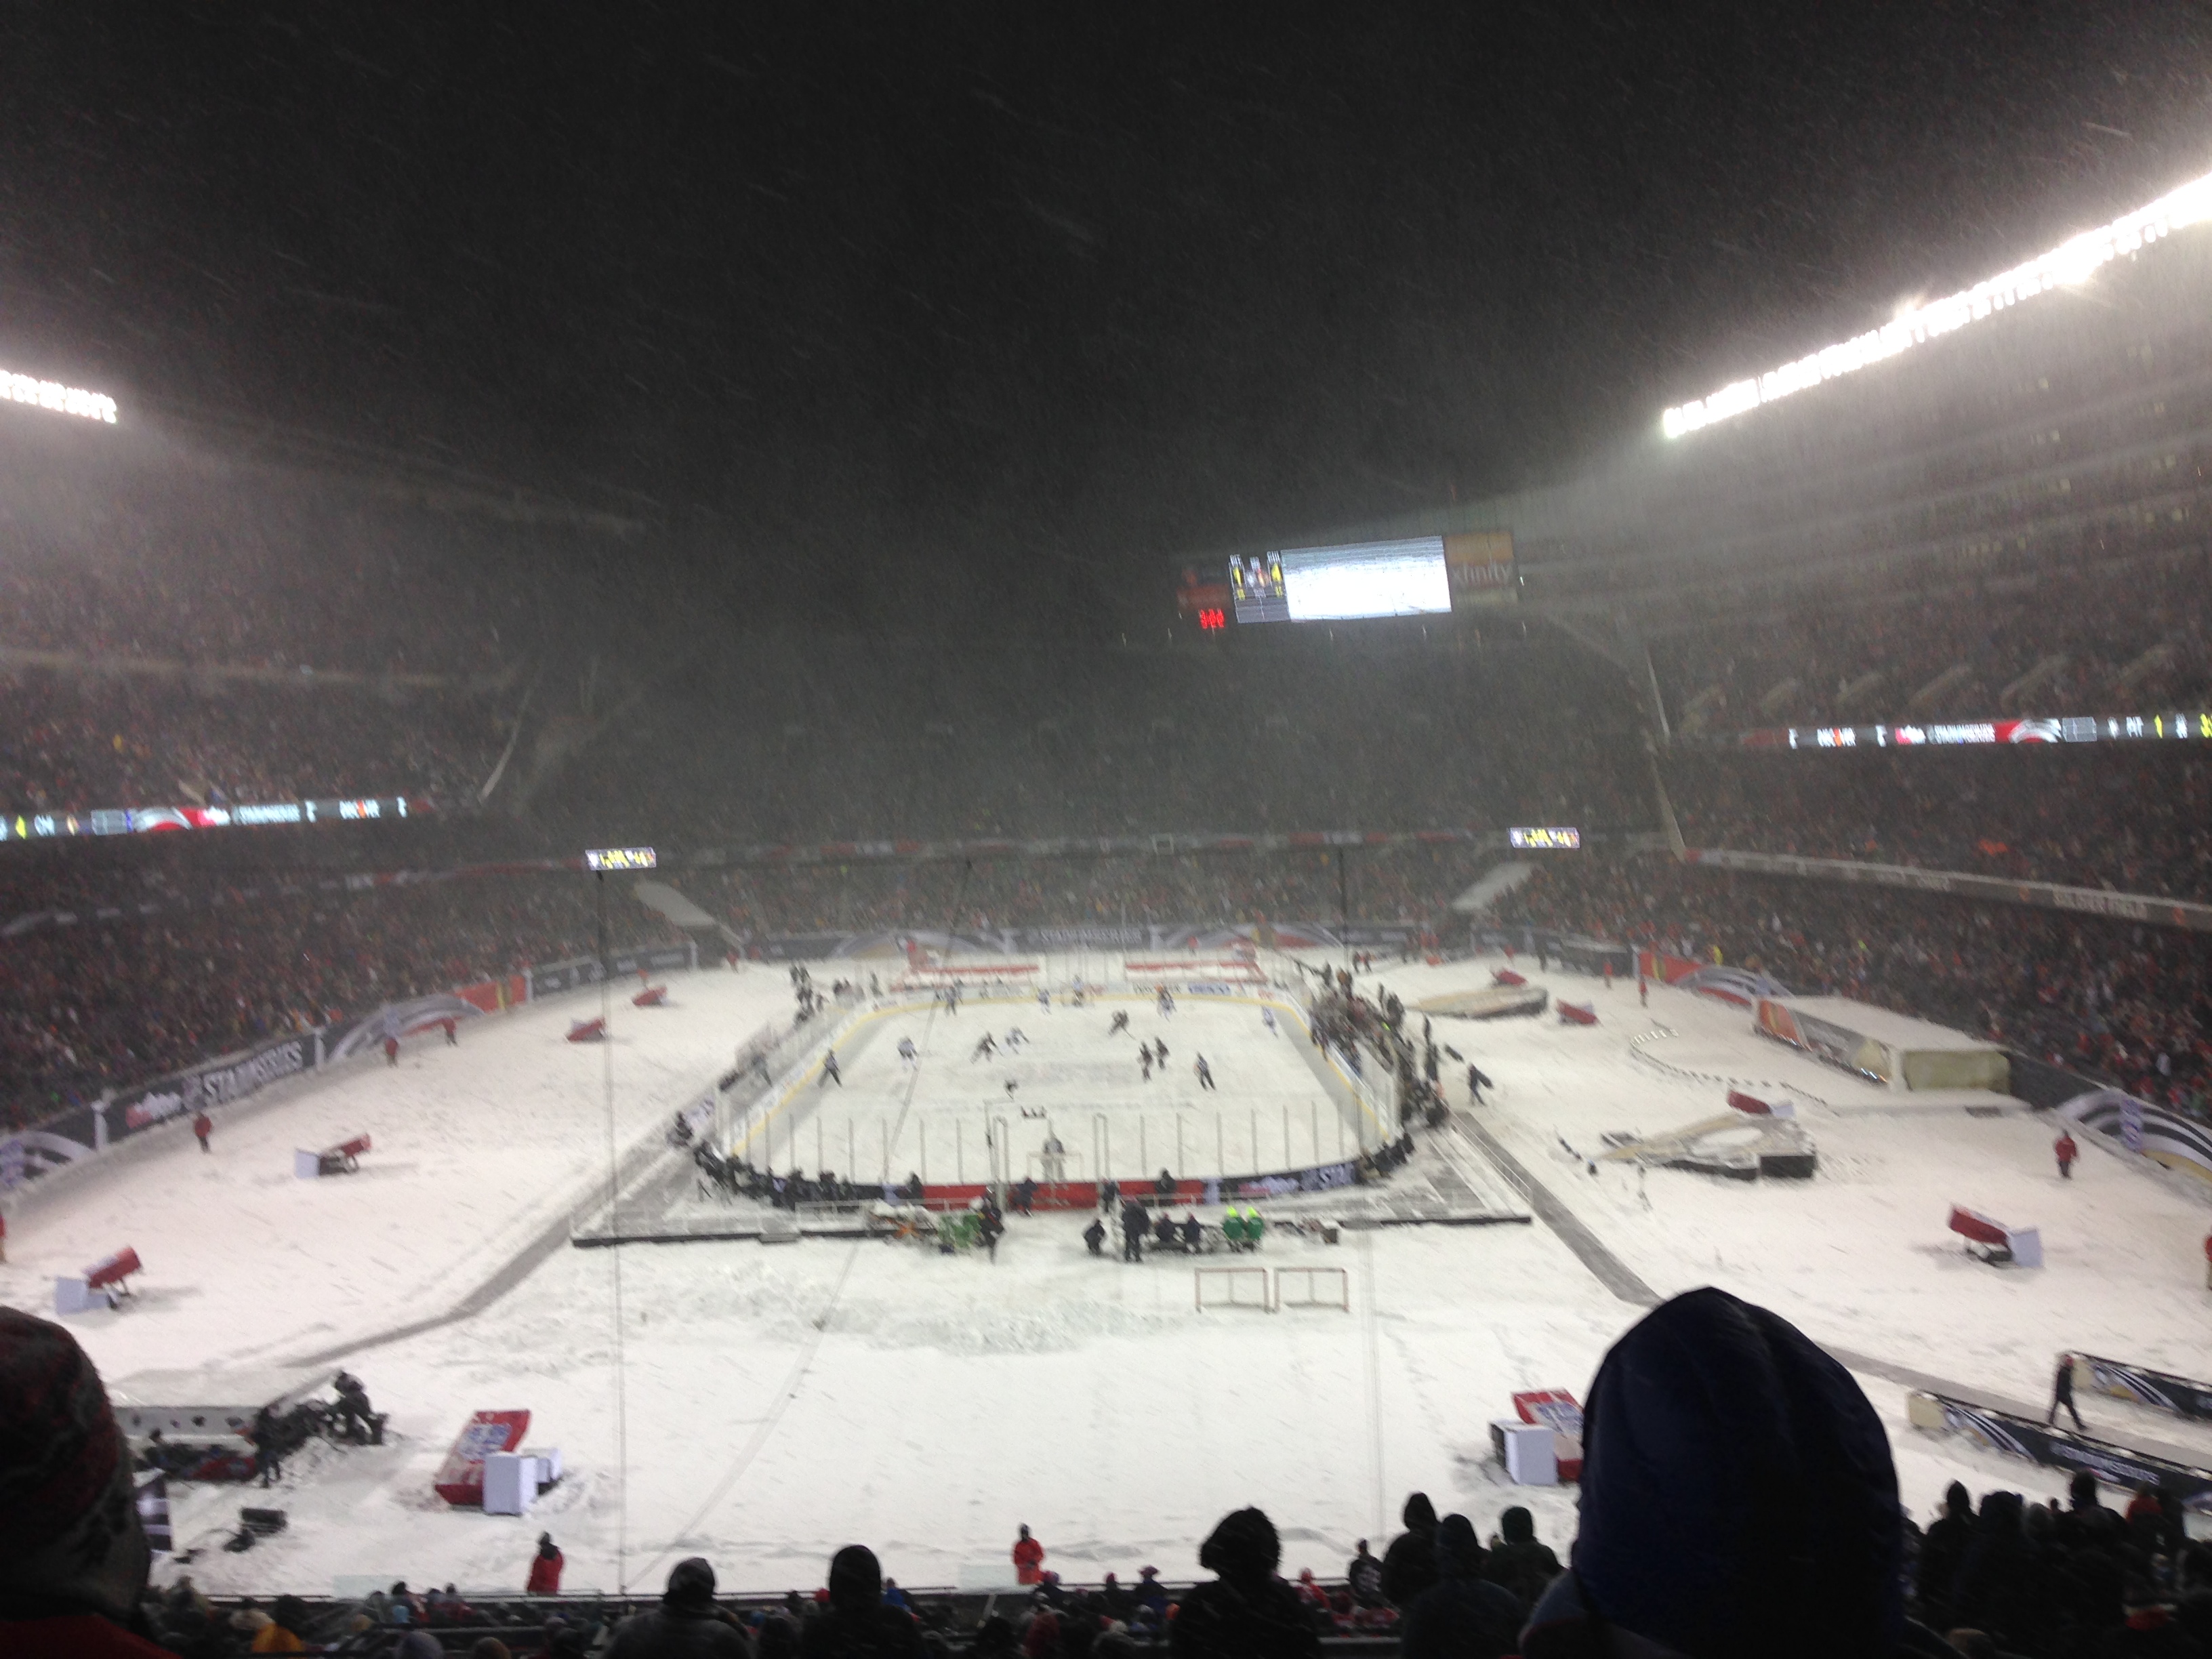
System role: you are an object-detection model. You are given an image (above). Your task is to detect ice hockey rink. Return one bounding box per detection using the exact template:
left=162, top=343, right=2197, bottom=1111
left=7, top=947, right=2212, bottom=1597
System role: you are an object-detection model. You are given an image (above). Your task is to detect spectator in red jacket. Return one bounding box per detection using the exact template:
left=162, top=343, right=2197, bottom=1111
left=2053, top=1131, right=2077, bottom=1180
left=527, top=1533, right=563, bottom=1595
left=1012, top=1524, right=1045, bottom=1585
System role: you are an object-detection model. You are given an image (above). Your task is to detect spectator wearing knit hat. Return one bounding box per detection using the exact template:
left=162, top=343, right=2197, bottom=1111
left=1170, top=1507, right=1321, bottom=1659
left=603, top=1557, right=750, bottom=1658
left=798, top=1544, right=922, bottom=1659
left=1518, top=1287, right=1955, bottom=1659
left=0, top=1307, right=169, bottom=1658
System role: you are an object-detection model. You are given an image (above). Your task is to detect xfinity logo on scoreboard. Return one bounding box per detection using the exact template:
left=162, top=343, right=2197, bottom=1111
left=1509, top=827, right=1581, bottom=850
left=585, top=846, right=657, bottom=872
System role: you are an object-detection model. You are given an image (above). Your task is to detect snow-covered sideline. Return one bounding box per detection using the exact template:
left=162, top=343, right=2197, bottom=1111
left=5, top=950, right=2205, bottom=1597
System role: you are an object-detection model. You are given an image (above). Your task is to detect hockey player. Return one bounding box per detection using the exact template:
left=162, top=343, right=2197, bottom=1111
left=1466, top=1063, right=1492, bottom=1105
left=972, top=1033, right=998, bottom=1063
left=1194, top=1055, right=1215, bottom=1090
left=1261, top=1006, right=1277, bottom=1034
left=898, top=1036, right=918, bottom=1065
left=1004, top=1028, right=1026, bottom=1050
left=192, top=1110, right=213, bottom=1153
left=1108, top=1010, right=1131, bottom=1037
left=1154, top=1038, right=1168, bottom=1065
left=1157, top=988, right=1175, bottom=1017
left=819, top=1050, right=842, bottom=1088
left=1038, top=988, right=1051, bottom=1014
left=1140, top=1047, right=1153, bottom=1082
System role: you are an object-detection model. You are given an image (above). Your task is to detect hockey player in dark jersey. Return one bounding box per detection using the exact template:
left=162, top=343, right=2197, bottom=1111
left=1109, top=1010, right=1131, bottom=1036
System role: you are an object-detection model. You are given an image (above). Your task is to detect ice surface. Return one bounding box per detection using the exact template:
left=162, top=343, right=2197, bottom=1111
left=7, top=951, right=2208, bottom=1597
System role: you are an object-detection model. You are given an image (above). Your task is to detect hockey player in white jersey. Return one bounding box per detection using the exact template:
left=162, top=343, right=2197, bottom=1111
left=897, top=1036, right=919, bottom=1065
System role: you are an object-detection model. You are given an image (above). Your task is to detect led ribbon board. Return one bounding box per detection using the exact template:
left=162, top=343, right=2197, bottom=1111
left=585, top=846, right=657, bottom=872
left=1, top=367, right=118, bottom=424
left=1663, top=169, right=2212, bottom=439
left=1509, top=827, right=1582, bottom=849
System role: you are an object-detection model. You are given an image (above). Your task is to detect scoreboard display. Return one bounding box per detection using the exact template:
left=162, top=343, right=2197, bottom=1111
left=585, top=846, right=658, bottom=872
left=1508, top=826, right=1581, bottom=850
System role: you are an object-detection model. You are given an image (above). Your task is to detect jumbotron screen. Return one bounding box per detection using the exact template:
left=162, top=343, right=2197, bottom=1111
left=1229, top=537, right=1452, bottom=623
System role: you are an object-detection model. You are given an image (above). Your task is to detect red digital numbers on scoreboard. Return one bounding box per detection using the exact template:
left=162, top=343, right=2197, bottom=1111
left=1199, top=608, right=1226, bottom=632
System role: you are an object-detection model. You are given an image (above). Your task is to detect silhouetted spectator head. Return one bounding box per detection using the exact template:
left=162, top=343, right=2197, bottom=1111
left=1197, top=1506, right=1281, bottom=1589
left=1498, top=1506, right=1536, bottom=1544
left=1525, top=1286, right=1904, bottom=1659
left=665, top=1556, right=718, bottom=1610
left=1948, top=1481, right=1977, bottom=1519
left=1402, top=1491, right=1437, bottom=1532
left=828, top=1544, right=882, bottom=1612
left=1434, top=1513, right=1483, bottom=1577
left=0, top=1307, right=150, bottom=1627
left=755, top=1613, right=799, bottom=1659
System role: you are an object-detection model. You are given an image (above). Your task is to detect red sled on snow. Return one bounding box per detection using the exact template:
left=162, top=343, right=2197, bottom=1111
left=1556, top=1001, right=1598, bottom=1026
left=567, top=1017, right=608, bottom=1043
left=1948, top=1205, right=2043, bottom=1268
left=632, top=985, right=668, bottom=1008
left=1493, top=969, right=1528, bottom=987
left=1725, top=1090, right=1797, bottom=1119
left=433, top=1410, right=531, bottom=1507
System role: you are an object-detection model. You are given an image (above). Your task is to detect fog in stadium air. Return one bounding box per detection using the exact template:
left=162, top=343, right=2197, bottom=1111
left=4, top=5, right=2209, bottom=639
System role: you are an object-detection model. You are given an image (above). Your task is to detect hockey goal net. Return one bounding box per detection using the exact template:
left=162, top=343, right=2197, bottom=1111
left=1194, top=1266, right=1272, bottom=1313
left=1274, top=1266, right=1350, bottom=1312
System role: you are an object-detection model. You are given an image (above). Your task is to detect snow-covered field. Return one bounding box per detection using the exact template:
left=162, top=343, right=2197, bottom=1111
left=8, top=949, right=2211, bottom=1599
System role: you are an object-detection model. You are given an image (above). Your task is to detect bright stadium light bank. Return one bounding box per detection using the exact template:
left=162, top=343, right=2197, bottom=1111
left=1662, top=167, right=2212, bottom=440
left=1, top=367, right=118, bottom=424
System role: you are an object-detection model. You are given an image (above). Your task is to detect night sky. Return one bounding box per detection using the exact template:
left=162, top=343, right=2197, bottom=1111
left=3, top=3, right=2209, bottom=634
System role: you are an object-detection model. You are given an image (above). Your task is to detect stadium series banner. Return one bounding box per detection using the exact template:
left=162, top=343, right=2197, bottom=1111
left=0, top=939, right=695, bottom=1191
left=1910, top=1391, right=2212, bottom=1509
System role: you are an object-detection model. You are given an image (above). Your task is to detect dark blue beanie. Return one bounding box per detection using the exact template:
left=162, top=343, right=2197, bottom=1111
left=1570, top=1288, right=1904, bottom=1658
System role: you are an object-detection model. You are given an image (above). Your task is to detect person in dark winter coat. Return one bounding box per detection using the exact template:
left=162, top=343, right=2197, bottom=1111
left=1915, top=1483, right=1973, bottom=1627
left=1399, top=1515, right=1523, bottom=1659
left=1346, top=1540, right=1384, bottom=1607
left=1083, top=1218, right=1106, bottom=1256
left=1480, top=1507, right=1560, bottom=1610
left=1168, top=1507, right=1322, bottom=1659
left=603, top=1557, right=751, bottom=1658
left=2047, top=1353, right=2086, bottom=1431
left=1120, top=1200, right=1147, bottom=1263
left=1380, top=1492, right=1441, bottom=1606
left=798, top=1544, right=921, bottom=1659
left=1518, top=1286, right=1954, bottom=1659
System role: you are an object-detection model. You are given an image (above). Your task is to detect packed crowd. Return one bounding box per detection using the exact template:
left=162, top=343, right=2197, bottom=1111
left=0, top=672, right=506, bottom=814
left=0, top=874, right=683, bottom=1129
left=554, top=632, right=1654, bottom=848
left=25, top=1284, right=2212, bottom=1657
left=693, top=843, right=1494, bottom=939
left=0, top=459, right=537, bottom=679
left=1494, top=853, right=2212, bottom=1113
left=1666, top=747, right=2212, bottom=904
left=1652, top=550, right=2212, bottom=736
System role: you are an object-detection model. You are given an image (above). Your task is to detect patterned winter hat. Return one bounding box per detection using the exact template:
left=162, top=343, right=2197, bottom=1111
left=0, top=1306, right=147, bottom=1620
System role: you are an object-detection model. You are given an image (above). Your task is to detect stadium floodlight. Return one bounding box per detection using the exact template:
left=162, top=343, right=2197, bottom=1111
left=1661, top=167, right=2212, bottom=440
left=0, top=366, right=118, bottom=424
